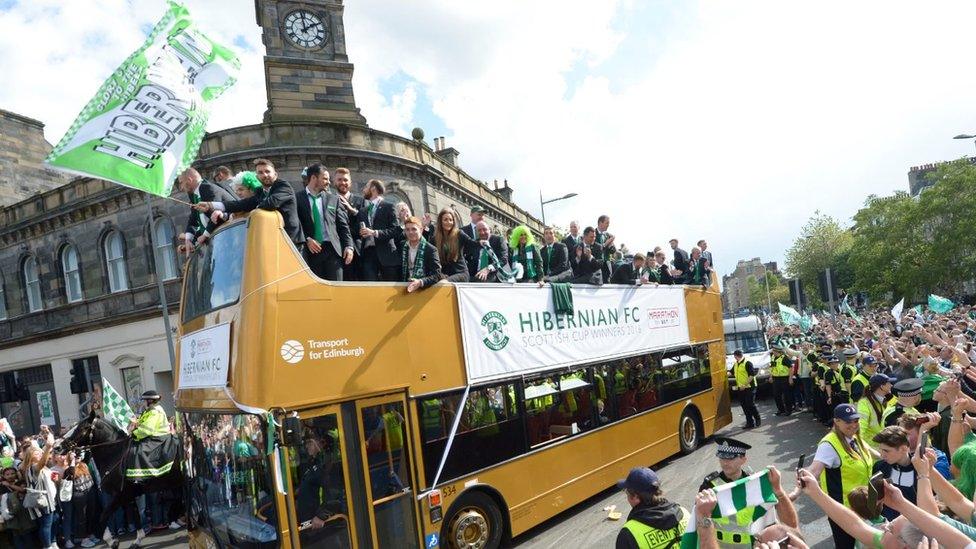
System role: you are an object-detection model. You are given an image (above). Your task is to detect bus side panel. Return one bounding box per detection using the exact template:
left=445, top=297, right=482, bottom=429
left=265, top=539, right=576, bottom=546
left=683, top=288, right=730, bottom=434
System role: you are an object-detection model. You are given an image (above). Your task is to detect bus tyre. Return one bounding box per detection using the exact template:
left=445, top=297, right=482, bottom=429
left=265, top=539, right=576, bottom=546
left=443, top=490, right=504, bottom=549
left=679, top=409, right=701, bottom=454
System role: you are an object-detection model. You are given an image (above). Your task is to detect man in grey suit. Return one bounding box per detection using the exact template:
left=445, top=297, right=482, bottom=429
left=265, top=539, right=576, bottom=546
left=296, top=164, right=354, bottom=281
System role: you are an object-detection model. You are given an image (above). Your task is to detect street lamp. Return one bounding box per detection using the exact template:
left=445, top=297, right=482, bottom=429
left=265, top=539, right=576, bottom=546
left=953, top=134, right=976, bottom=154
left=539, top=192, right=578, bottom=225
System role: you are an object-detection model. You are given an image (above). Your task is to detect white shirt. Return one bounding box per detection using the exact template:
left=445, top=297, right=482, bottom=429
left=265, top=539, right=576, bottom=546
left=408, top=243, right=420, bottom=271
left=814, top=436, right=860, bottom=468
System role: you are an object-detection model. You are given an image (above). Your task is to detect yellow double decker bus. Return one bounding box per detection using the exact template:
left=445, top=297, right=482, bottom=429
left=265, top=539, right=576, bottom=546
left=176, top=211, right=731, bottom=549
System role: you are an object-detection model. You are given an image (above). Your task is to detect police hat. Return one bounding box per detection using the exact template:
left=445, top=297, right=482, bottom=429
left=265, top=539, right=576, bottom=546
left=862, top=355, right=877, bottom=365
left=825, top=354, right=840, bottom=363
left=843, top=348, right=858, bottom=358
left=140, top=390, right=161, bottom=401
left=617, top=467, right=660, bottom=493
left=893, top=378, right=923, bottom=398
left=714, top=437, right=751, bottom=459
left=869, top=374, right=897, bottom=388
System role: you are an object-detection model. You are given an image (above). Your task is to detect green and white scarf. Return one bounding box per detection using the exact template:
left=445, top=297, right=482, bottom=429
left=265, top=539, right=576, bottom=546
left=517, top=244, right=537, bottom=280
left=402, top=238, right=428, bottom=281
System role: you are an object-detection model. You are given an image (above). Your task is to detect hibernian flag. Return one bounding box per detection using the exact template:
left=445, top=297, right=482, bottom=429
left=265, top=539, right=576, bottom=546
left=680, top=469, right=779, bottom=548
left=840, top=295, right=862, bottom=324
left=102, top=378, right=136, bottom=432
left=891, top=298, right=905, bottom=323
left=778, top=303, right=802, bottom=326
left=45, top=1, right=240, bottom=197
left=928, top=294, right=955, bottom=314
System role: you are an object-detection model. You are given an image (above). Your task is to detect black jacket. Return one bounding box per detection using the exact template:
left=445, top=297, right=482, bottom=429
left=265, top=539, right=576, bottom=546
left=658, top=265, right=676, bottom=285
left=222, top=180, right=304, bottom=245
left=337, top=191, right=366, bottom=253
left=562, top=234, right=583, bottom=270
left=611, top=262, right=645, bottom=285
left=672, top=247, right=690, bottom=274
left=435, top=239, right=469, bottom=280
left=615, top=500, right=685, bottom=549
left=397, top=239, right=443, bottom=289
left=185, top=180, right=235, bottom=238
left=573, top=242, right=604, bottom=280
left=355, top=198, right=400, bottom=267
left=296, top=189, right=354, bottom=257
left=540, top=242, right=572, bottom=279
left=461, top=232, right=509, bottom=278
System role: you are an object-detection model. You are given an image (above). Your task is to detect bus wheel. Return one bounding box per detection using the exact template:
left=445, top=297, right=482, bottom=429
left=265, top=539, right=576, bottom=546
left=443, top=490, right=504, bottom=549
left=679, top=409, right=701, bottom=454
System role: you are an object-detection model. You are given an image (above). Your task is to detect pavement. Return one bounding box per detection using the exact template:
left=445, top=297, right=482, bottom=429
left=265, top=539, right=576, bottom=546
left=513, top=397, right=836, bottom=548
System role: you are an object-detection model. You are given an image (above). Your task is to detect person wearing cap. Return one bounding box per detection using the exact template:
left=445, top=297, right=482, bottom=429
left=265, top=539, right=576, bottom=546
left=793, top=403, right=874, bottom=548
left=615, top=467, right=688, bottom=549
left=822, top=354, right=848, bottom=412
left=769, top=346, right=794, bottom=416
left=698, top=437, right=761, bottom=547
left=730, top=350, right=761, bottom=429
left=883, top=378, right=923, bottom=427
left=857, top=374, right=895, bottom=448
left=850, top=355, right=879, bottom=403
left=129, top=390, right=169, bottom=441
left=811, top=347, right=832, bottom=425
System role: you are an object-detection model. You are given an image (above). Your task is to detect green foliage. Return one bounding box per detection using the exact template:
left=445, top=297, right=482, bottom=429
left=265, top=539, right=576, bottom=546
left=784, top=211, right=853, bottom=308
left=746, top=272, right=789, bottom=309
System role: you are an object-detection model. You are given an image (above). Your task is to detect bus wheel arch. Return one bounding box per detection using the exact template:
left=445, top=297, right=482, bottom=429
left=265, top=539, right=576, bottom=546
left=678, top=404, right=703, bottom=454
left=440, top=486, right=510, bottom=549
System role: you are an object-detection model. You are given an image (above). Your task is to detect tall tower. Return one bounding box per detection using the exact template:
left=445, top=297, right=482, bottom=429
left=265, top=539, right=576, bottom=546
left=255, top=0, right=367, bottom=126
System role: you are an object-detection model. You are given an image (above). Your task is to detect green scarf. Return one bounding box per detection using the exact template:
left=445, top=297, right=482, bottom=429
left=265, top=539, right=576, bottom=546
left=478, top=246, right=491, bottom=270
left=402, top=238, right=428, bottom=281
left=692, top=259, right=703, bottom=284
left=518, top=244, right=537, bottom=280
left=647, top=268, right=660, bottom=283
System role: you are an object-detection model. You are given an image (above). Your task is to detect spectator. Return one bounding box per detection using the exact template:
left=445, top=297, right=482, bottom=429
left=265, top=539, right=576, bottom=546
left=614, top=467, right=688, bottom=549
left=871, top=426, right=918, bottom=521
left=20, top=441, right=56, bottom=548
left=0, top=466, right=35, bottom=548
left=432, top=209, right=469, bottom=283
left=571, top=227, right=604, bottom=285
left=333, top=167, right=365, bottom=281
left=296, top=164, right=354, bottom=281
left=397, top=216, right=442, bottom=293
left=896, top=413, right=951, bottom=480
left=355, top=179, right=401, bottom=281
left=539, top=227, right=572, bottom=283
left=508, top=225, right=543, bottom=284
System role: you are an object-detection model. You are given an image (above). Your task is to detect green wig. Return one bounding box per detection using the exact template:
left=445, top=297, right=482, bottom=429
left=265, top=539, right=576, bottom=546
left=509, top=225, right=536, bottom=249
left=236, top=171, right=262, bottom=191
left=953, top=442, right=976, bottom=499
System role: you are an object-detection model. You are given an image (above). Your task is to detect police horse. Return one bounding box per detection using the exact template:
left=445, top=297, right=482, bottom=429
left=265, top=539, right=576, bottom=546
left=59, top=411, right=183, bottom=548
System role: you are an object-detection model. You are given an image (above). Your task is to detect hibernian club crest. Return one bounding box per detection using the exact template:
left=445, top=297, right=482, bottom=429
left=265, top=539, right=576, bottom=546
left=480, top=311, right=510, bottom=351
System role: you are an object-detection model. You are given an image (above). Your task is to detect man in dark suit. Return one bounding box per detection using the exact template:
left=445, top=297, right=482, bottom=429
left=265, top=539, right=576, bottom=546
left=460, top=205, right=486, bottom=273
left=356, top=179, right=401, bottom=281
left=698, top=239, right=713, bottom=270
left=611, top=253, right=649, bottom=285
left=463, top=221, right=509, bottom=282
left=210, top=165, right=238, bottom=197
left=398, top=216, right=443, bottom=292
left=561, top=220, right=583, bottom=271
left=669, top=238, right=690, bottom=278
left=540, top=227, right=573, bottom=283
left=333, top=167, right=365, bottom=281
left=178, top=167, right=235, bottom=252
left=595, top=215, right=617, bottom=282
left=195, top=158, right=305, bottom=246
left=296, top=164, right=354, bottom=281
left=571, top=227, right=604, bottom=285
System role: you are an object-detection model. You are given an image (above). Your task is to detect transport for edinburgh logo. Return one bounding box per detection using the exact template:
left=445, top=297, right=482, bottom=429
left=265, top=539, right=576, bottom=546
left=480, top=311, right=510, bottom=351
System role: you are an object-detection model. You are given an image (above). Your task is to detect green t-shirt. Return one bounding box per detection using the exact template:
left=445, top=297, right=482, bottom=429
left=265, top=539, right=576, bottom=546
left=940, top=514, right=976, bottom=541
left=921, top=373, right=945, bottom=401
left=855, top=518, right=887, bottom=549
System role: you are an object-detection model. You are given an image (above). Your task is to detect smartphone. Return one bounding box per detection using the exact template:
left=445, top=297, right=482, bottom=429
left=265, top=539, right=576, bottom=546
left=920, top=432, right=929, bottom=454
left=796, top=454, right=806, bottom=487
left=774, top=534, right=790, bottom=549
left=915, top=416, right=929, bottom=427
left=870, top=472, right=886, bottom=502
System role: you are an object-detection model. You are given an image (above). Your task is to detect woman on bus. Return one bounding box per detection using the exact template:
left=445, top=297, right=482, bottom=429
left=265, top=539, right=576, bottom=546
left=433, top=208, right=469, bottom=283
left=508, top=225, right=543, bottom=284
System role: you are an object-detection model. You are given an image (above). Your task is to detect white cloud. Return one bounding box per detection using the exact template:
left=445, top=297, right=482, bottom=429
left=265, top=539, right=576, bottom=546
left=4, top=0, right=976, bottom=281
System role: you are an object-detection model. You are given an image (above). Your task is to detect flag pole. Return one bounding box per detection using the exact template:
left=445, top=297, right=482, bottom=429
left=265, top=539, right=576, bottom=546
left=145, top=194, right=178, bottom=372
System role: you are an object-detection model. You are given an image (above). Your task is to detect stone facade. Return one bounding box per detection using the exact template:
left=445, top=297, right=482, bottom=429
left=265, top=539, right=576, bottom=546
left=0, top=109, right=68, bottom=207
left=721, top=257, right=781, bottom=312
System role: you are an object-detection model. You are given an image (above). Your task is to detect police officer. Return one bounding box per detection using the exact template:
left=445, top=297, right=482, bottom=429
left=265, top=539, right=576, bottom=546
left=823, top=354, right=849, bottom=407
left=699, top=437, right=758, bottom=547
left=731, top=350, right=761, bottom=429
left=849, top=355, right=879, bottom=403
left=128, top=390, right=169, bottom=440
left=615, top=467, right=688, bottom=549
left=811, top=345, right=832, bottom=426
left=769, top=347, right=794, bottom=416
left=883, top=378, right=923, bottom=427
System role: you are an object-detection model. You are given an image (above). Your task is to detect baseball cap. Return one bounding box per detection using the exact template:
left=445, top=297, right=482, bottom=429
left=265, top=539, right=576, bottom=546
left=833, top=403, right=861, bottom=422
left=869, top=373, right=896, bottom=387
left=862, top=356, right=877, bottom=365
left=617, top=467, right=660, bottom=493
left=470, top=205, right=486, bottom=214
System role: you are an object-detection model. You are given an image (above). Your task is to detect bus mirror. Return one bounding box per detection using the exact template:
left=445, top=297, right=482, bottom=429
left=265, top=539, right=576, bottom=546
left=281, top=415, right=302, bottom=447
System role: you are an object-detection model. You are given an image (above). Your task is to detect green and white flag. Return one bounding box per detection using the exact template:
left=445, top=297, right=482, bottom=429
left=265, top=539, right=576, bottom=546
left=840, top=295, right=862, bottom=324
left=45, top=1, right=240, bottom=197
left=102, top=377, right=136, bottom=432
left=680, top=469, right=779, bottom=548
left=778, top=302, right=802, bottom=326
left=891, top=298, right=905, bottom=323
left=928, top=294, right=955, bottom=314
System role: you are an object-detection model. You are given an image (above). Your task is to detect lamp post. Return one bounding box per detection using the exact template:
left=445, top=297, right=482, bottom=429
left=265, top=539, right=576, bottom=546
left=953, top=134, right=976, bottom=154
left=539, top=191, right=578, bottom=225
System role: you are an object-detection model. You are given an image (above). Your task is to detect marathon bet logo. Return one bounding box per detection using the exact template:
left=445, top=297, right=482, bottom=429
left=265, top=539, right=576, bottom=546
left=280, top=340, right=305, bottom=364
left=481, top=311, right=510, bottom=351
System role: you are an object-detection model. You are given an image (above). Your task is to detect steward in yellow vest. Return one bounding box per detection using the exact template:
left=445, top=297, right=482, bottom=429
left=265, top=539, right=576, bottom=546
left=816, top=404, right=874, bottom=509
left=616, top=467, right=689, bottom=549
left=699, top=437, right=759, bottom=547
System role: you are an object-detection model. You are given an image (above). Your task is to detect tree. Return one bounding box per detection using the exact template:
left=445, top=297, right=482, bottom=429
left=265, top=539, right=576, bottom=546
left=747, top=271, right=790, bottom=310
left=784, top=212, right=853, bottom=307
left=915, top=160, right=976, bottom=294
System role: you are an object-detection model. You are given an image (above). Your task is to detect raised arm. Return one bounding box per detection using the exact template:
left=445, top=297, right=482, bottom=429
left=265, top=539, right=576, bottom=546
left=882, top=481, right=973, bottom=549
left=768, top=466, right=798, bottom=529
left=796, top=469, right=880, bottom=546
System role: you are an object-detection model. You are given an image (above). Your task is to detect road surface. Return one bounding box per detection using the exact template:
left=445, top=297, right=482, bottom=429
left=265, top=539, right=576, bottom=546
left=513, top=398, right=835, bottom=548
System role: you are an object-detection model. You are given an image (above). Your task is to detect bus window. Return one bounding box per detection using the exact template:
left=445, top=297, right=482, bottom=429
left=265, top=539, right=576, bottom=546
left=658, top=346, right=713, bottom=404
left=289, top=414, right=352, bottom=548
left=613, top=360, right=638, bottom=418
left=592, top=364, right=615, bottom=423
left=553, top=372, right=596, bottom=432
left=633, top=355, right=662, bottom=413
left=182, top=222, right=246, bottom=322
left=361, top=401, right=418, bottom=549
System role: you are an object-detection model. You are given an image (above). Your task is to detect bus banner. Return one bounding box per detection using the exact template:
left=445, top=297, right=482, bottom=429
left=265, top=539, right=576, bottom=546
left=456, top=284, right=691, bottom=383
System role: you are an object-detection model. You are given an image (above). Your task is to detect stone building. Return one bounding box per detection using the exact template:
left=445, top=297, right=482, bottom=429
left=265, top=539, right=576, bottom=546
left=721, top=257, right=781, bottom=313
left=0, top=0, right=541, bottom=435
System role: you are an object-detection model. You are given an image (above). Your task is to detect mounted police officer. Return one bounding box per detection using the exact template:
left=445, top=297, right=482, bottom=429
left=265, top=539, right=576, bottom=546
left=698, top=437, right=757, bottom=547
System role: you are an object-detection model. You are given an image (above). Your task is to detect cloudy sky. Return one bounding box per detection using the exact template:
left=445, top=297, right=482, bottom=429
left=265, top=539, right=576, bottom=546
left=2, top=0, right=976, bottom=280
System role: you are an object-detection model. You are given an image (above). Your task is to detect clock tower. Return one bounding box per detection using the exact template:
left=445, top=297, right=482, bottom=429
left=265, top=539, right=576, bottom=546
left=255, top=0, right=367, bottom=126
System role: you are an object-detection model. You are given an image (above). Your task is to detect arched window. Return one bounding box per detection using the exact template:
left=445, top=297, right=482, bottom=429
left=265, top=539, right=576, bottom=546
left=62, top=245, right=83, bottom=302
left=153, top=218, right=178, bottom=281
left=23, top=256, right=43, bottom=312
left=104, top=231, right=129, bottom=292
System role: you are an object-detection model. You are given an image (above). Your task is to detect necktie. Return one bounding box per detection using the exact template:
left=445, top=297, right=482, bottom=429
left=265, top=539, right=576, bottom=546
left=190, top=193, right=200, bottom=204
left=310, top=194, right=324, bottom=241
left=367, top=202, right=375, bottom=225
left=544, top=246, right=553, bottom=273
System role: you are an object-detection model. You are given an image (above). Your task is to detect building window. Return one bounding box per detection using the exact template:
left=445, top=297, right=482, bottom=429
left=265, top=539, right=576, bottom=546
left=121, top=366, right=144, bottom=408
left=61, top=245, right=83, bottom=303
left=153, top=218, right=178, bottom=281
left=104, top=231, right=129, bottom=292
left=23, top=256, right=43, bottom=312
left=0, top=280, right=6, bottom=320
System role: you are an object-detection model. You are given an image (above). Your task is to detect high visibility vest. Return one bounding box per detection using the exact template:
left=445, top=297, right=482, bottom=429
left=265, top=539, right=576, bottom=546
left=733, top=361, right=756, bottom=389
left=770, top=356, right=790, bottom=377
left=382, top=411, right=404, bottom=451
left=707, top=474, right=758, bottom=546
left=614, top=370, right=627, bottom=395
left=132, top=405, right=169, bottom=441
left=857, top=396, right=884, bottom=448
left=818, top=431, right=873, bottom=507
left=851, top=371, right=870, bottom=398
left=882, top=404, right=918, bottom=427
left=840, top=364, right=857, bottom=393
left=594, top=373, right=607, bottom=401
left=421, top=399, right=441, bottom=437
left=622, top=506, right=688, bottom=549
left=471, top=396, right=499, bottom=435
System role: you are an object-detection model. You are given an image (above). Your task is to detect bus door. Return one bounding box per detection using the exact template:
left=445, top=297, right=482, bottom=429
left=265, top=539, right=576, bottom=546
left=353, top=394, right=420, bottom=549
left=285, top=406, right=356, bottom=548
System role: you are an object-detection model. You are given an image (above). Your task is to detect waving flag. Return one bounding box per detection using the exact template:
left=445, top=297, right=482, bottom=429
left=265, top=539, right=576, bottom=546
left=778, top=303, right=802, bottom=326
left=840, top=295, right=862, bottom=324
left=680, top=469, right=779, bottom=548
left=102, top=378, right=136, bottom=432
left=45, top=1, right=240, bottom=197
left=891, top=298, right=905, bottom=323
left=928, top=294, right=955, bottom=314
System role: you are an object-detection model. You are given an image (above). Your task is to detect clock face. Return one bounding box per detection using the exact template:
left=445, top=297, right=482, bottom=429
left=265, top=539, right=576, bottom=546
left=283, top=10, right=328, bottom=49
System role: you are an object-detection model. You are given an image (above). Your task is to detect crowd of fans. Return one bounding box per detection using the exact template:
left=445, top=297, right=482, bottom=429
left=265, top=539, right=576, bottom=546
left=0, top=421, right=182, bottom=548
left=178, top=159, right=714, bottom=290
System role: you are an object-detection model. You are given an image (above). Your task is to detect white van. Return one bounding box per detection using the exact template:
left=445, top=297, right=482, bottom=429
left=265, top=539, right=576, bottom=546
left=723, top=315, right=771, bottom=391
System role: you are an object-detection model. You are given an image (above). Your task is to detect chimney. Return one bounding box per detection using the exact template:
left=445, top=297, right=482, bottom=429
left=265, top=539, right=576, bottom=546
left=433, top=136, right=461, bottom=167
left=495, top=178, right=514, bottom=202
